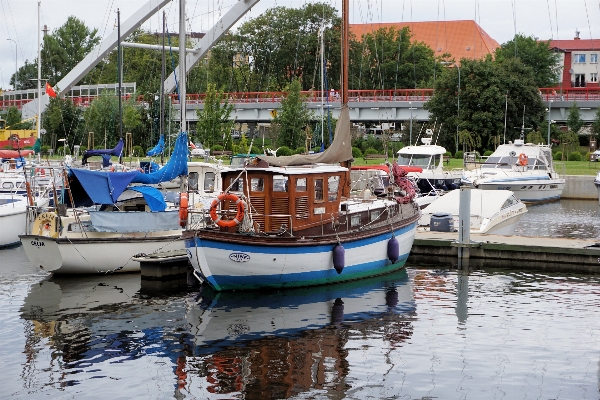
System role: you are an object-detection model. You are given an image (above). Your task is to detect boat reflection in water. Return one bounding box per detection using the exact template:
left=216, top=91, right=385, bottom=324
left=19, top=270, right=415, bottom=398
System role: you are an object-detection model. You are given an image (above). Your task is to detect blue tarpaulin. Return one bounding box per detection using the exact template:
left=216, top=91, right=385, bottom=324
left=146, top=134, right=165, bottom=157
left=70, top=169, right=139, bottom=205
left=128, top=186, right=167, bottom=211
left=82, top=139, right=124, bottom=165
left=132, top=131, right=188, bottom=184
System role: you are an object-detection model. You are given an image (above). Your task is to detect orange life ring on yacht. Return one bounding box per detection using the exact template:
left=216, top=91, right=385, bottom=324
left=35, top=167, right=45, bottom=176
left=179, top=193, right=189, bottom=227
left=518, top=153, right=528, bottom=166
left=209, top=192, right=245, bottom=228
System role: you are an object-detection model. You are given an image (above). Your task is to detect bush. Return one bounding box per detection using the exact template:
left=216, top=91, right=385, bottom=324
left=454, top=150, right=464, bottom=159
left=250, top=146, right=261, bottom=154
left=352, top=147, right=363, bottom=158
left=568, top=151, right=582, bottom=161
left=553, top=151, right=562, bottom=161
left=277, top=146, right=292, bottom=156
left=364, top=147, right=379, bottom=155
left=294, top=146, right=306, bottom=155
left=212, top=144, right=223, bottom=152
left=445, top=151, right=452, bottom=158
left=131, top=145, right=144, bottom=157
left=41, top=145, right=51, bottom=155
left=483, top=150, right=493, bottom=157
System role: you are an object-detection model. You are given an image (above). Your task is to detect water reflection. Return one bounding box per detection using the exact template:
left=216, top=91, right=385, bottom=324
left=515, top=199, right=600, bottom=238
left=18, top=269, right=415, bottom=398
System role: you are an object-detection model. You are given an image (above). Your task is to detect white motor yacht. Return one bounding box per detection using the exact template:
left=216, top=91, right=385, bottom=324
left=461, top=139, right=565, bottom=203
left=396, top=131, right=462, bottom=195
left=418, top=189, right=527, bottom=235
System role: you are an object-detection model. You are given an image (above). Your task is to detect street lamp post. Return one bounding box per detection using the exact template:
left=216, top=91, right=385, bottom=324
left=547, top=100, right=553, bottom=145
left=408, top=102, right=417, bottom=146
left=441, top=61, right=460, bottom=153
left=6, top=39, right=17, bottom=90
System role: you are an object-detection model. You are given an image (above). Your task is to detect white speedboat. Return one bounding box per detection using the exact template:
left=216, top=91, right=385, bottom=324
left=396, top=132, right=462, bottom=195
left=418, top=189, right=527, bottom=235
left=461, top=139, right=564, bottom=203
left=0, top=193, right=28, bottom=248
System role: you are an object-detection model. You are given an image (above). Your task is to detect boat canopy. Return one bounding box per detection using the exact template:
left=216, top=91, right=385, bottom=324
left=88, top=209, right=180, bottom=232
left=257, top=106, right=353, bottom=167
left=81, top=138, right=124, bottom=165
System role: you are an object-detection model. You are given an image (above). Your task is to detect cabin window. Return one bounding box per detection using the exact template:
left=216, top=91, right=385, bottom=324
left=296, top=178, right=307, bottom=192
left=2, top=182, right=13, bottom=189
left=188, top=172, right=199, bottom=191
left=273, top=175, right=288, bottom=192
left=370, top=210, right=381, bottom=222
left=328, top=176, right=339, bottom=201
left=350, top=214, right=361, bottom=227
left=251, top=177, right=264, bottom=192
left=230, top=178, right=244, bottom=192
left=314, top=178, right=324, bottom=201
left=204, top=172, right=215, bottom=191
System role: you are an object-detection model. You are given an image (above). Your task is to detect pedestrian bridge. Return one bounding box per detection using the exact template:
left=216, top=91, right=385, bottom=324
left=3, top=87, right=599, bottom=124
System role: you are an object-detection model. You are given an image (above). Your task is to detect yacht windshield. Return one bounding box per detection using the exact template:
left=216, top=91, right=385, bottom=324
left=397, top=154, right=435, bottom=169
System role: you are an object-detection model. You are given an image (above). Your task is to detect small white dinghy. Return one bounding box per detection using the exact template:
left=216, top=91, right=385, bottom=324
left=418, top=189, right=527, bottom=235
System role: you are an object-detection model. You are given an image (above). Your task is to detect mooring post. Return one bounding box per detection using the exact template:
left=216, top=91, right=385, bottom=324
left=458, top=185, right=471, bottom=260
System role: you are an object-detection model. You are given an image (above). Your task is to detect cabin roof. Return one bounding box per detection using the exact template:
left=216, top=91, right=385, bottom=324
left=226, top=164, right=348, bottom=175
left=397, top=145, right=447, bottom=156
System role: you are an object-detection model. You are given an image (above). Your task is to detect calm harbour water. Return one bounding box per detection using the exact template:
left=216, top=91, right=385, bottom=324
left=2, top=199, right=600, bottom=399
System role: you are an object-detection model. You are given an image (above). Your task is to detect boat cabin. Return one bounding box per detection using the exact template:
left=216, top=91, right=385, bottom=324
left=220, top=164, right=348, bottom=234
left=396, top=141, right=446, bottom=171
left=481, top=141, right=554, bottom=172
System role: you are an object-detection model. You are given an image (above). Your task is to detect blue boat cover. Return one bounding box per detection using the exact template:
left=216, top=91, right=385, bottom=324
left=146, top=134, right=165, bottom=157
left=128, top=185, right=167, bottom=212
left=131, top=131, right=188, bottom=184
left=81, top=138, right=124, bottom=165
left=68, top=131, right=189, bottom=207
left=88, top=210, right=180, bottom=233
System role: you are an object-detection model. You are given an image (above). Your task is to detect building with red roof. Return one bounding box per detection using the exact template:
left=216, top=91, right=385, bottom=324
left=350, top=20, right=501, bottom=63
left=550, top=34, right=600, bottom=88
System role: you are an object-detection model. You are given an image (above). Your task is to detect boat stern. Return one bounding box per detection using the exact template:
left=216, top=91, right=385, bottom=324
left=20, top=235, right=64, bottom=272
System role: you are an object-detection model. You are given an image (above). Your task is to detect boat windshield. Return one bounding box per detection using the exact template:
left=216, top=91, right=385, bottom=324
left=482, top=155, right=545, bottom=170
left=397, top=153, right=438, bottom=169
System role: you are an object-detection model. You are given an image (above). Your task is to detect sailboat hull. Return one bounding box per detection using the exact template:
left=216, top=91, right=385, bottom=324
left=185, top=221, right=417, bottom=291
left=20, top=234, right=183, bottom=274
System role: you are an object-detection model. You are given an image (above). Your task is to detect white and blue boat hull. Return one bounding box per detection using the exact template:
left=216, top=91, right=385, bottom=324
left=185, top=222, right=417, bottom=291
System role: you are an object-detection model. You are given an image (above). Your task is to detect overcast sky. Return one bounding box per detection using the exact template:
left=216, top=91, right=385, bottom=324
left=0, top=0, right=596, bottom=90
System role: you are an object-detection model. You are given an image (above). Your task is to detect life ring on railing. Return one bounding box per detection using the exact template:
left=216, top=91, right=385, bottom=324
left=35, top=167, right=45, bottom=176
left=32, top=212, right=59, bottom=238
left=209, top=192, right=245, bottom=228
left=137, top=95, right=144, bottom=102
left=518, top=153, right=528, bottom=166
left=179, top=193, right=189, bottom=227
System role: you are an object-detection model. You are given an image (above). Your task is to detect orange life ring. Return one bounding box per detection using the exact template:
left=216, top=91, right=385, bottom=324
left=518, top=153, right=528, bottom=166
left=209, top=192, right=245, bottom=228
left=35, top=167, right=45, bottom=176
left=179, top=193, right=189, bottom=227
left=110, top=165, right=115, bottom=172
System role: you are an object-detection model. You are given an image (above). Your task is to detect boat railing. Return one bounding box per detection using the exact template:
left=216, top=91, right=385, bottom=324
left=187, top=207, right=295, bottom=235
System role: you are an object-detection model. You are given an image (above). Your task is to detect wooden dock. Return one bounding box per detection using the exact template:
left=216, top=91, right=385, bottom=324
left=410, top=231, right=600, bottom=273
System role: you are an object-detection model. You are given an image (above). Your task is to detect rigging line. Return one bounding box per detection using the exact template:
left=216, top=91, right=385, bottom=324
left=511, top=0, right=517, bottom=56
left=545, top=0, right=554, bottom=39
left=554, top=0, right=559, bottom=39
left=410, top=0, right=417, bottom=89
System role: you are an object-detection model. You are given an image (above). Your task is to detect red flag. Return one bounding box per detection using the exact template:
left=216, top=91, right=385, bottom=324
left=45, top=82, right=57, bottom=98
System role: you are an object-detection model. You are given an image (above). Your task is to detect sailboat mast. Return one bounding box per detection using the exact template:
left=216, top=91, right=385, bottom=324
left=341, top=0, right=349, bottom=106
left=117, top=9, right=123, bottom=141
left=160, top=11, right=166, bottom=164
left=179, top=0, right=186, bottom=134
left=37, top=1, right=41, bottom=140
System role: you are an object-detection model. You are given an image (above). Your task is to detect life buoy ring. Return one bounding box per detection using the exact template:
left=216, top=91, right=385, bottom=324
left=35, top=167, right=45, bottom=176
left=32, top=212, right=59, bottom=238
left=209, top=192, right=245, bottom=228
left=137, top=95, right=144, bottom=102
left=518, top=153, right=528, bottom=166
left=179, top=193, right=189, bottom=227
left=110, top=165, right=115, bottom=172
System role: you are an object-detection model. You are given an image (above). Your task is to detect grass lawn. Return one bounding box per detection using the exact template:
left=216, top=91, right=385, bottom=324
left=354, top=156, right=600, bottom=176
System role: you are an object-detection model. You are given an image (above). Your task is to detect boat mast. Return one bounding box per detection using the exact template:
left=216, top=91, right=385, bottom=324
left=37, top=1, right=41, bottom=141
left=179, top=0, right=186, bottom=134
left=340, top=0, right=350, bottom=197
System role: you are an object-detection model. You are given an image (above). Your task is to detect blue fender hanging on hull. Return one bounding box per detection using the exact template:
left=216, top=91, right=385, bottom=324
left=333, top=244, right=345, bottom=274
left=388, top=236, right=399, bottom=263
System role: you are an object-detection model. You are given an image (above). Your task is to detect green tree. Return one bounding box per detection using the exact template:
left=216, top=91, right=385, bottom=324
left=591, top=108, right=600, bottom=138
left=350, top=26, right=435, bottom=90
left=4, top=107, right=22, bottom=127
left=83, top=95, right=120, bottom=148
left=43, top=97, right=84, bottom=152
left=273, top=79, right=312, bottom=148
left=12, top=60, right=38, bottom=90
left=495, top=34, right=561, bottom=88
left=457, top=129, right=480, bottom=152
left=196, top=83, right=234, bottom=149
left=41, top=16, right=100, bottom=85
left=425, top=56, right=545, bottom=153
left=566, top=102, right=584, bottom=135
left=235, top=3, right=341, bottom=91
